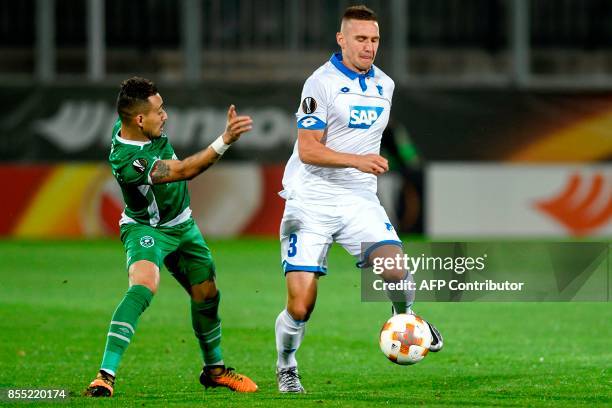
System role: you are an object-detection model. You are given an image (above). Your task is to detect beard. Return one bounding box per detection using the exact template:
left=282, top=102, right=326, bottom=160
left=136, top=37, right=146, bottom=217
left=143, top=128, right=162, bottom=140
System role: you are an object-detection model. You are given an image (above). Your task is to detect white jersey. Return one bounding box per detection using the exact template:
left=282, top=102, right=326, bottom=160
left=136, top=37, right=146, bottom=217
left=281, top=52, right=394, bottom=202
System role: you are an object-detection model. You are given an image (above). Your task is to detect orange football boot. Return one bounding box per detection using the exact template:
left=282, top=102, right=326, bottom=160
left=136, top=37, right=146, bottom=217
left=84, top=370, right=114, bottom=397
left=199, top=366, right=258, bottom=393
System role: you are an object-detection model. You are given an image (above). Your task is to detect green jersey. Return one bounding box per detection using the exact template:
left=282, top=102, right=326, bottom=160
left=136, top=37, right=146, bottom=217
left=108, top=119, right=191, bottom=227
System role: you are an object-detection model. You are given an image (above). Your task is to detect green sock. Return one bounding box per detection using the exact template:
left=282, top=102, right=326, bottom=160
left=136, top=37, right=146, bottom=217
left=100, top=285, right=153, bottom=375
left=191, top=291, right=223, bottom=365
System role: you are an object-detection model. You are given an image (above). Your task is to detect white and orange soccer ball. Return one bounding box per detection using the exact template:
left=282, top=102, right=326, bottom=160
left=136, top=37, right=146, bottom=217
left=379, top=313, right=432, bottom=365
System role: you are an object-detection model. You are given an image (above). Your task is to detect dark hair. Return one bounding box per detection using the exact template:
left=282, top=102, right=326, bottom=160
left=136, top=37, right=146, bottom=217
left=342, top=5, right=377, bottom=23
left=116, top=77, right=158, bottom=122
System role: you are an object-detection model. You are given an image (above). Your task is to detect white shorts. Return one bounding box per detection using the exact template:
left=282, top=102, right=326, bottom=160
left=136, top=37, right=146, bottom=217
left=280, top=195, right=401, bottom=274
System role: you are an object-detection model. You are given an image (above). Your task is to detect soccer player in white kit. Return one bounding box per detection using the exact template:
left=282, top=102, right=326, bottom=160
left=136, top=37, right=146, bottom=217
left=274, top=6, right=443, bottom=393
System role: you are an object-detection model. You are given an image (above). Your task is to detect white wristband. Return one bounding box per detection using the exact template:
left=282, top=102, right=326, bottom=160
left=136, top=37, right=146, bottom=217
left=210, top=135, right=230, bottom=155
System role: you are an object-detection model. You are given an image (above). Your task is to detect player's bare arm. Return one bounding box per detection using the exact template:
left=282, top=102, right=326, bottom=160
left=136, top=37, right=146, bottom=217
left=298, top=128, right=389, bottom=175
left=150, top=105, right=252, bottom=184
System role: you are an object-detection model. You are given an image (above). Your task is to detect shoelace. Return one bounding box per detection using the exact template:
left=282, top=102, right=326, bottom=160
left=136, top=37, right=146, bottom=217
left=219, top=367, right=243, bottom=382
left=279, top=369, right=301, bottom=389
left=98, top=371, right=115, bottom=386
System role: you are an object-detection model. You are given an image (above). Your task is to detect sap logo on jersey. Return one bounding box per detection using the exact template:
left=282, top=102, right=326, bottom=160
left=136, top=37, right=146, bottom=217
left=348, top=106, right=384, bottom=129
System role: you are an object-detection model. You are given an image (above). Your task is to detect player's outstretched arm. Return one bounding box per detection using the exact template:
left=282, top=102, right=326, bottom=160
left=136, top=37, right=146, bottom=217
left=298, top=129, right=389, bottom=175
left=150, top=105, right=252, bottom=184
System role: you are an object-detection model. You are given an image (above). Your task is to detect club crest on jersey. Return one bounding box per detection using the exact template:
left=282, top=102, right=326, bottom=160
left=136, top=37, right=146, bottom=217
left=132, top=158, right=148, bottom=173
left=140, top=236, right=155, bottom=248
left=302, top=97, right=317, bottom=114
left=348, top=106, right=384, bottom=129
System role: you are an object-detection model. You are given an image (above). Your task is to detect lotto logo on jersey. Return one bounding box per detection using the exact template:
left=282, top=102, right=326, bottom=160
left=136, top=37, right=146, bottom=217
left=297, top=115, right=326, bottom=130
left=348, top=106, right=384, bottom=129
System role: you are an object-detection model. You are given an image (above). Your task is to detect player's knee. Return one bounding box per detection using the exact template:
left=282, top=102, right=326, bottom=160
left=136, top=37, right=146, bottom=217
left=382, top=267, right=406, bottom=282
left=129, top=261, right=160, bottom=294
left=190, top=280, right=217, bottom=302
left=370, top=246, right=405, bottom=282
left=131, top=279, right=158, bottom=295
left=288, top=303, right=314, bottom=322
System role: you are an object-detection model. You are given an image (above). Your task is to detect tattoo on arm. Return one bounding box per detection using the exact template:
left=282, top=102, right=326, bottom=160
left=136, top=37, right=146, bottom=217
left=150, top=160, right=170, bottom=183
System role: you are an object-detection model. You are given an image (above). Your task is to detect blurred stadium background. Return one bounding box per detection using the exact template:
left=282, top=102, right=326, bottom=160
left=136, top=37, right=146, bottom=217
left=0, top=0, right=610, bottom=240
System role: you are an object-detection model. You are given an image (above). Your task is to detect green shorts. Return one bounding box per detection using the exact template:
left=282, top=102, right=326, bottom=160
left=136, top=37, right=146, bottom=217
left=120, top=218, right=215, bottom=290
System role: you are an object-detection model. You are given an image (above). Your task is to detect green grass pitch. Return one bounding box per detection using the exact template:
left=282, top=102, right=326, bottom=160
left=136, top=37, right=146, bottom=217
left=0, top=239, right=610, bottom=407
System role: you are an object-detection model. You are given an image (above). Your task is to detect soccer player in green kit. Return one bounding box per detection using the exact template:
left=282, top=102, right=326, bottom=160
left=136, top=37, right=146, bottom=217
left=85, top=77, right=258, bottom=396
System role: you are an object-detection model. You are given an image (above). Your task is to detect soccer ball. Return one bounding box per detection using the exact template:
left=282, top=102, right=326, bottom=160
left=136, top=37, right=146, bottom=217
left=379, top=313, right=432, bottom=365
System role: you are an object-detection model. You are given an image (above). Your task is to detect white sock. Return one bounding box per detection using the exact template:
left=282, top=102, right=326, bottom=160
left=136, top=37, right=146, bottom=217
left=205, top=359, right=224, bottom=367
left=275, top=309, right=306, bottom=368
left=388, top=271, right=415, bottom=314
left=100, top=368, right=115, bottom=377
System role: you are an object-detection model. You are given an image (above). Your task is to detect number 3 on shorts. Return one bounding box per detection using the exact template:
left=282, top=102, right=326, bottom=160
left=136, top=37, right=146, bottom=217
left=288, top=233, right=298, bottom=257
